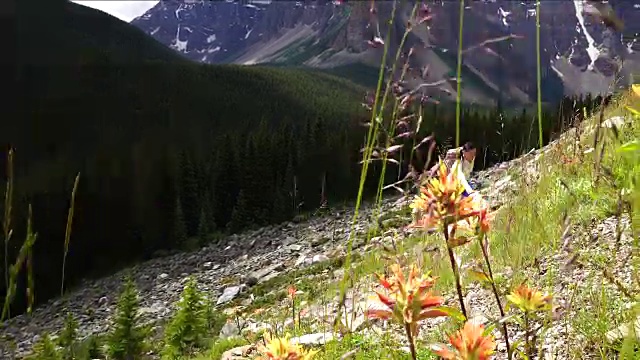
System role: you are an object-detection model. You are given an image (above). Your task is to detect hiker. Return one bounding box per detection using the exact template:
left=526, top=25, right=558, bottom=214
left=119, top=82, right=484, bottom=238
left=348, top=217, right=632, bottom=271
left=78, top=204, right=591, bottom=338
left=427, top=142, right=477, bottom=197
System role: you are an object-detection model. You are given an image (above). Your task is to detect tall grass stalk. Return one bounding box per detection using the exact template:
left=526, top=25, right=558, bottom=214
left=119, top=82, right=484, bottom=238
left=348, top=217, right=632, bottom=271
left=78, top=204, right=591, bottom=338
left=536, top=0, right=543, bottom=149
left=478, top=231, right=512, bottom=358
left=442, top=219, right=467, bottom=318
left=3, top=148, right=13, bottom=304
left=61, top=173, right=80, bottom=297
left=455, top=0, right=465, bottom=148
left=334, top=0, right=397, bottom=330
left=25, top=205, right=35, bottom=316
left=2, top=204, right=37, bottom=321
left=372, top=3, right=419, bottom=221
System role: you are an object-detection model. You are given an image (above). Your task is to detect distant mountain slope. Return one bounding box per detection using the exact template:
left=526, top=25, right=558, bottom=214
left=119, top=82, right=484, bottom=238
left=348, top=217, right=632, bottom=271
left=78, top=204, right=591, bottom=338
left=17, top=0, right=187, bottom=65
left=132, top=0, right=640, bottom=105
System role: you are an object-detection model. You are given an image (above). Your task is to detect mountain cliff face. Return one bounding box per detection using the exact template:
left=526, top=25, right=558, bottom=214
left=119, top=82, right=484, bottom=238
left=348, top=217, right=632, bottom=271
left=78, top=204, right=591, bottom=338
left=131, top=0, right=640, bottom=105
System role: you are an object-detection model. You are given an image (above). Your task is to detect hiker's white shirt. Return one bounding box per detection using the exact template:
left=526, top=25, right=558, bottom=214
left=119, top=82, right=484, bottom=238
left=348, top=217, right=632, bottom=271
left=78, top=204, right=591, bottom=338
left=460, top=156, right=474, bottom=180
left=443, top=147, right=474, bottom=193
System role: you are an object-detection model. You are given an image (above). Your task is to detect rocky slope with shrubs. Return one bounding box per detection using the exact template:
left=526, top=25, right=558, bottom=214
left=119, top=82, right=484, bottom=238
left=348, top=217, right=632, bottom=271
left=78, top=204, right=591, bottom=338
left=1, top=102, right=638, bottom=359
left=0, top=140, right=534, bottom=358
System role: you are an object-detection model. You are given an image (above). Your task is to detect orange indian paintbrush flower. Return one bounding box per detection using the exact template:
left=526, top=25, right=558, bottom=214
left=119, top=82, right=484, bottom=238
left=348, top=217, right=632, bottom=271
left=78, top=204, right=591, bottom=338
left=457, top=197, right=492, bottom=235
left=287, top=285, right=297, bottom=300
left=365, top=263, right=448, bottom=338
left=506, top=284, right=552, bottom=312
left=256, top=333, right=317, bottom=360
left=431, top=321, right=496, bottom=360
left=410, top=160, right=484, bottom=230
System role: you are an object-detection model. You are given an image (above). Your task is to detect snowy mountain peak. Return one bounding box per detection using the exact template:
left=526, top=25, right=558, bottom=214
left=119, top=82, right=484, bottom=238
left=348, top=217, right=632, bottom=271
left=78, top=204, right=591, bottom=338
left=131, top=0, right=640, bottom=104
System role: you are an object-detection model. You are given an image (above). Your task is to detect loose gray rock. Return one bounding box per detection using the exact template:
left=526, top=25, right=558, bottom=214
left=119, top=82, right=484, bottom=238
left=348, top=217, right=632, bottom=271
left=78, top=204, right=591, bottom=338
left=290, top=332, right=335, bottom=346
left=219, top=321, right=240, bottom=340
left=217, top=286, right=243, bottom=305
left=601, top=116, right=627, bottom=128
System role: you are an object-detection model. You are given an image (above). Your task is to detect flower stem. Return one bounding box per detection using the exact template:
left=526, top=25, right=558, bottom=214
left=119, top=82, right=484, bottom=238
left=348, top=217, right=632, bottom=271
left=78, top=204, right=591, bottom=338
left=479, top=234, right=512, bottom=358
left=404, top=322, right=418, bottom=360
left=443, top=223, right=467, bottom=319
left=292, top=300, right=296, bottom=331
left=535, top=0, right=543, bottom=150
left=524, top=311, right=533, bottom=359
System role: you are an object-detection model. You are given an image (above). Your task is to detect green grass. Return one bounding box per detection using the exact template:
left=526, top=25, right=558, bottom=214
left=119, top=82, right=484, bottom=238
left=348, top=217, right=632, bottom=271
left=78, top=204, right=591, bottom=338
left=315, top=333, right=436, bottom=360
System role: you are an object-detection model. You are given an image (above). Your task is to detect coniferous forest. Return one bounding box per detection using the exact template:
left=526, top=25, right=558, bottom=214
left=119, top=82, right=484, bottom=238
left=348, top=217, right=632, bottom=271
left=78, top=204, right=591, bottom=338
left=1, top=0, right=611, bottom=317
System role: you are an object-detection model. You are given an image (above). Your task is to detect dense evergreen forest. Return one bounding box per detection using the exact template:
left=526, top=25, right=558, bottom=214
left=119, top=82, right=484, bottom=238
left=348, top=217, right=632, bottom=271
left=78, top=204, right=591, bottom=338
left=1, top=0, right=610, bottom=317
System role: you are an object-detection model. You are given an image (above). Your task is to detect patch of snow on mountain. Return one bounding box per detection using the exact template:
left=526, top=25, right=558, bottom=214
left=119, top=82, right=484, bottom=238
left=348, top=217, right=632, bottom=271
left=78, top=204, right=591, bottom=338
left=573, top=0, right=600, bottom=71
left=526, top=8, right=536, bottom=18
left=173, top=26, right=188, bottom=53
left=150, top=26, right=160, bottom=36
left=498, top=7, right=511, bottom=27
left=207, top=34, right=217, bottom=44
left=551, top=64, right=564, bottom=78
left=245, top=28, right=253, bottom=40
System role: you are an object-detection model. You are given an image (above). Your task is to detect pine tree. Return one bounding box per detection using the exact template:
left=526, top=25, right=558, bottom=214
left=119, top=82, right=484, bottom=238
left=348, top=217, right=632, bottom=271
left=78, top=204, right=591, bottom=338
left=203, top=294, right=222, bottom=334
left=271, top=188, right=288, bottom=224
left=107, top=276, right=145, bottom=360
left=197, top=206, right=209, bottom=240
left=58, top=312, right=78, bottom=360
left=213, top=135, right=240, bottom=226
left=280, top=155, right=295, bottom=218
left=199, top=190, right=217, bottom=239
left=162, top=277, right=207, bottom=359
left=227, top=189, right=249, bottom=233
left=27, top=333, right=60, bottom=360
left=172, top=197, right=187, bottom=247
left=178, top=151, right=200, bottom=236
left=80, top=335, right=102, bottom=360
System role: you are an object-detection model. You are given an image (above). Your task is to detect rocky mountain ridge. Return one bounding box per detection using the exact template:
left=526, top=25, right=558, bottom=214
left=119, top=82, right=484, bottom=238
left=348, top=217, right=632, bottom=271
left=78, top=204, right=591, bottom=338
left=131, top=0, right=640, bottom=105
